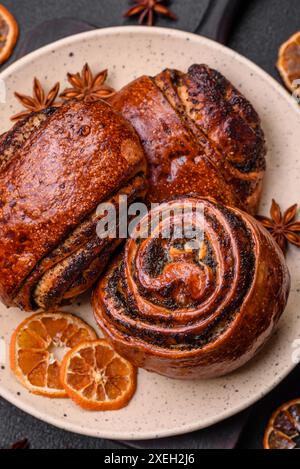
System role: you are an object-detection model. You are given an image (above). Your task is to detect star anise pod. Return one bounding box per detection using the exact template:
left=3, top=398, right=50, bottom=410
left=10, top=438, right=30, bottom=449
left=11, top=78, right=60, bottom=121
left=124, top=0, right=177, bottom=26
left=60, top=63, right=115, bottom=103
left=257, top=199, right=300, bottom=254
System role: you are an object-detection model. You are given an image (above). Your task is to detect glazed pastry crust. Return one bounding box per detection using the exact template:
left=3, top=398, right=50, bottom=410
left=0, top=100, right=147, bottom=308
left=110, top=64, right=266, bottom=214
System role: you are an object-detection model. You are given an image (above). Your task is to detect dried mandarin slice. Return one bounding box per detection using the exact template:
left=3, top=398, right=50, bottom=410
left=277, top=32, right=300, bottom=96
left=0, top=4, right=19, bottom=65
left=10, top=311, right=97, bottom=397
left=60, top=339, right=137, bottom=410
left=264, top=399, right=300, bottom=449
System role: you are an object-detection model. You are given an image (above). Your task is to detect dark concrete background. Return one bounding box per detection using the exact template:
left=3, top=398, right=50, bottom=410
left=0, top=0, right=300, bottom=449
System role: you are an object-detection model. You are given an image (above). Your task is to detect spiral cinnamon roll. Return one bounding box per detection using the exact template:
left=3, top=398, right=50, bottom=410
left=93, top=198, right=290, bottom=379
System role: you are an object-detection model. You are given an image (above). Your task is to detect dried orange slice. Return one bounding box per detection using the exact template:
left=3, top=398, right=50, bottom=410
left=277, top=32, right=300, bottom=95
left=0, top=4, right=19, bottom=65
left=10, top=311, right=97, bottom=397
left=264, top=399, right=300, bottom=449
left=60, top=339, right=137, bottom=410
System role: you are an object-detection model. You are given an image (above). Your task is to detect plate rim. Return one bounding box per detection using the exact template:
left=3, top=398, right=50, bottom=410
left=0, top=25, right=299, bottom=441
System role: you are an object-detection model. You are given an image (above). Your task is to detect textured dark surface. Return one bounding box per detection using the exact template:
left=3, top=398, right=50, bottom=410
left=229, top=0, right=300, bottom=80
left=0, top=0, right=300, bottom=450
left=0, top=0, right=210, bottom=68
left=0, top=398, right=125, bottom=449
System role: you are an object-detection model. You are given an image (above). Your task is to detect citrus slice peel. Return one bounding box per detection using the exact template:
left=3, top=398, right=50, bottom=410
left=277, top=31, right=300, bottom=95
left=10, top=311, right=97, bottom=397
left=0, top=4, right=19, bottom=65
left=60, top=339, right=137, bottom=410
left=264, top=399, right=300, bottom=449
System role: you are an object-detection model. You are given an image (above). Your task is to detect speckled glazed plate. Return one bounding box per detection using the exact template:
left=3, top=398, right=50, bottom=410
left=0, top=27, right=300, bottom=441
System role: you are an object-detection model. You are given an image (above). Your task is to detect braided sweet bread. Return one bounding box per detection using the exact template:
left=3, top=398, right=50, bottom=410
left=93, top=197, right=290, bottom=379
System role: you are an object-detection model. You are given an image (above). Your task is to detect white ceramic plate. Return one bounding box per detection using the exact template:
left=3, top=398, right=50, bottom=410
left=0, top=26, right=300, bottom=441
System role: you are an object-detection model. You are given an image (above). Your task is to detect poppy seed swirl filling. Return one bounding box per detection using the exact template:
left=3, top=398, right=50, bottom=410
left=94, top=199, right=256, bottom=351
left=14, top=172, right=147, bottom=311
left=93, top=197, right=290, bottom=379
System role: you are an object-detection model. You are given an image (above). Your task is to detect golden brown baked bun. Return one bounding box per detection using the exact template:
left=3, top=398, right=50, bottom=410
left=93, top=197, right=290, bottom=380
left=0, top=101, right=147, bottom=310
left=110, top=64, right=266, bottom=214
